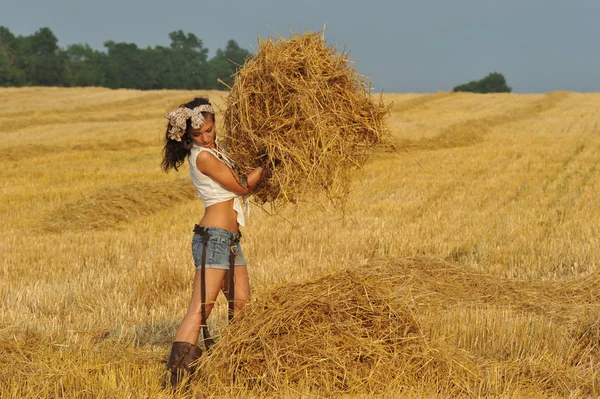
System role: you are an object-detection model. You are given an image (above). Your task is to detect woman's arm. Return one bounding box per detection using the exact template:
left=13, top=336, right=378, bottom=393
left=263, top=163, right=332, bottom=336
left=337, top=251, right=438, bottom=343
left=196, top=151, right=264, bottom=196
left=244, top=166, right=264, bottom=190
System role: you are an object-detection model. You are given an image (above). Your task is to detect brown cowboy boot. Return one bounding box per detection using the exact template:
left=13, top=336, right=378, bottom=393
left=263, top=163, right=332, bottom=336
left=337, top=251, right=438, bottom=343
left=165, top=341, right=203, bottom=388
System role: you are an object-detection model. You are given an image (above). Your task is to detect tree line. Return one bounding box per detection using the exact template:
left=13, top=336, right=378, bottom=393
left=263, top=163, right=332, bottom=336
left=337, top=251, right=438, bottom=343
left=0, top=26, right=251, bottom=90
left=453, top=72, right=511, bottom=93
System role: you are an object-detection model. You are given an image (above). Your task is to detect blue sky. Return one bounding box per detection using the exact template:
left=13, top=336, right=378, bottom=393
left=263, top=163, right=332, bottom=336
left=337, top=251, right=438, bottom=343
left=2, top=0, right=599, bottom=93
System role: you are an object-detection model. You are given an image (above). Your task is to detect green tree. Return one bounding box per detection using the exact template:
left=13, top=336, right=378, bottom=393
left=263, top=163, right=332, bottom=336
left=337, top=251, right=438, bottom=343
left=64, top=44, right=106, bottom=86
left=206, top=40, right=251, bottom=89
left=0, top=26, right=252, bottom=90
left=453, top=72, right=511, bottom=93
left=167, top=30, right=209, bottom=89
left=18, top=27, right=66, bottom=86
left=103, top=40, right=151, bottom=89
left=0, top=26, right=26, bottom=85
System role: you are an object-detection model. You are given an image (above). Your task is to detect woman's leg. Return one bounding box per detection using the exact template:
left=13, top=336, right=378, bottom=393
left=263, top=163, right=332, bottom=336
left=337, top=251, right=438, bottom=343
left=222, top=265, right=251, bottom=314
left=174, top=268, right=227, bottom=344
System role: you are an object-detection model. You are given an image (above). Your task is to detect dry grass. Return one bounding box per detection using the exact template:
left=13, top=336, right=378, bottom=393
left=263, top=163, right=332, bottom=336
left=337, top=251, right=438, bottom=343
left=184, top=257, right=598, bottom=397
left=222, top=32, right=390, bottom=207
left=39, top=178, right=197, bottom=232
left=1, top=87, right=600, bottom=398
left=191, top=263, right=473, bottom=397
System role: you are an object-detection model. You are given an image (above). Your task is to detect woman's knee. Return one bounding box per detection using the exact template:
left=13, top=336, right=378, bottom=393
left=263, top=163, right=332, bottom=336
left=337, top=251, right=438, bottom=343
left=187, top=302, right=215, bottom=318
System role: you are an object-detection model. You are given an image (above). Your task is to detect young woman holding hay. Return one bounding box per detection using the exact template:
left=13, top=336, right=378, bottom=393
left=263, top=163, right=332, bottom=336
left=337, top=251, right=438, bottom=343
left=161, top=97, right=265, bottom=387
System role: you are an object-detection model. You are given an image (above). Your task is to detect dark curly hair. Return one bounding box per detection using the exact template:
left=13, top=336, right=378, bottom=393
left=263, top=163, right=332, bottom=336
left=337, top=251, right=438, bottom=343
left=161, top=97, right=216, bottom=172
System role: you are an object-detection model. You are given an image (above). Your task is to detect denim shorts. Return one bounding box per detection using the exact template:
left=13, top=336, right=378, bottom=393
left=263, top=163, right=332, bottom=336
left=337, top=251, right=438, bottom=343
left=192, top=226, right=247, bottom=270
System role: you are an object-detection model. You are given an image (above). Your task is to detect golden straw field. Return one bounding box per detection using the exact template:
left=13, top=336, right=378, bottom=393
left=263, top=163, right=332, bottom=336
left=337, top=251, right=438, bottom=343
left=1, top=87, right=599, bottom=398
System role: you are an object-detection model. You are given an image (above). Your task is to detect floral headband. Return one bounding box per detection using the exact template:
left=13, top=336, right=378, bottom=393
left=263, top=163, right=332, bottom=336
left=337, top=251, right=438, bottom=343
left=164, top=104, right=214, bottom=141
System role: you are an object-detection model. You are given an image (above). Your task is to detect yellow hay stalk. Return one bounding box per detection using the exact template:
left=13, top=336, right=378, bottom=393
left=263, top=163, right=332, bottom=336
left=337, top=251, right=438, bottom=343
left=222, top=32, right=391, bottom=208
left=192, top=263, right=476, bottom=396
left=189, top=257, right=599, bottom=397
left=40, top=179, right=196, bottom=232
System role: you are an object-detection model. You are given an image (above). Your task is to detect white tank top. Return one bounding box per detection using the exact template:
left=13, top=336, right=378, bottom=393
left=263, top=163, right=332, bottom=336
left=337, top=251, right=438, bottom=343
left=188, top=145, right=246, bottom=226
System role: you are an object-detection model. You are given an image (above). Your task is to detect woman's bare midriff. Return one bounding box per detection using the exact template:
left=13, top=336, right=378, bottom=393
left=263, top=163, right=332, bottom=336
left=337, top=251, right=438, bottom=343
left=198, top=199, right=239, bottom=233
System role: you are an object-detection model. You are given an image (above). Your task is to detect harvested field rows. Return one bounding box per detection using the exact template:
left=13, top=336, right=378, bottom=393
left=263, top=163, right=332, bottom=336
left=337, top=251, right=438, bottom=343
left=1, top=88, right=599, bottom=398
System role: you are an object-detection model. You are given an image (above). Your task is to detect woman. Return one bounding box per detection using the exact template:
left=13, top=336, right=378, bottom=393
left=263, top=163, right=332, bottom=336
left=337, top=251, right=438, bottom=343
left=161, top=97, right=264, bottom=387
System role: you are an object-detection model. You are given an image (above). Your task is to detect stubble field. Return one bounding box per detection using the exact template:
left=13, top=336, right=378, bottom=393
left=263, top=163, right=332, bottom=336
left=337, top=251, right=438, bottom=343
left=1, top=87, right=599, bottom=398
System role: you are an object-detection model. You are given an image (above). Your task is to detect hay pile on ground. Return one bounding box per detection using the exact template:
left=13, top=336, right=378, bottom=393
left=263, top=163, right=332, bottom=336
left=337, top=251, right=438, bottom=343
left=192, top=265, right=475, bottom=396
left=189, top=257, right=599, bottom=397
left=40, top=178, right=195, bottom=232
left=222, top=32, right=391, bottom=208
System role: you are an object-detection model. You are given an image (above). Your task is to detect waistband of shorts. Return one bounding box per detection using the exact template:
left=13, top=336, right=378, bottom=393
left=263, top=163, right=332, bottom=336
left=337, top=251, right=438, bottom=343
left=193, top=224, right=242, bottom=240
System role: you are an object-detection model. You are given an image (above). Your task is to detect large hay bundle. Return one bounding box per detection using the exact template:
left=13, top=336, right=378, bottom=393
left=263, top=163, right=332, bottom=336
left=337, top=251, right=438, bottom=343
left=189, top=258, right=600, bottom=396
left=222, top=32, right=390, bottom=207
left=192, top=264, right=475, bottom=396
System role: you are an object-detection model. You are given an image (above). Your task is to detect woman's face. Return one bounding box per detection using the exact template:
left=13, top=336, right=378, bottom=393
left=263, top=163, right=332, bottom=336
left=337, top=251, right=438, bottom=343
left=188, top=116, right=216, bottom=148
